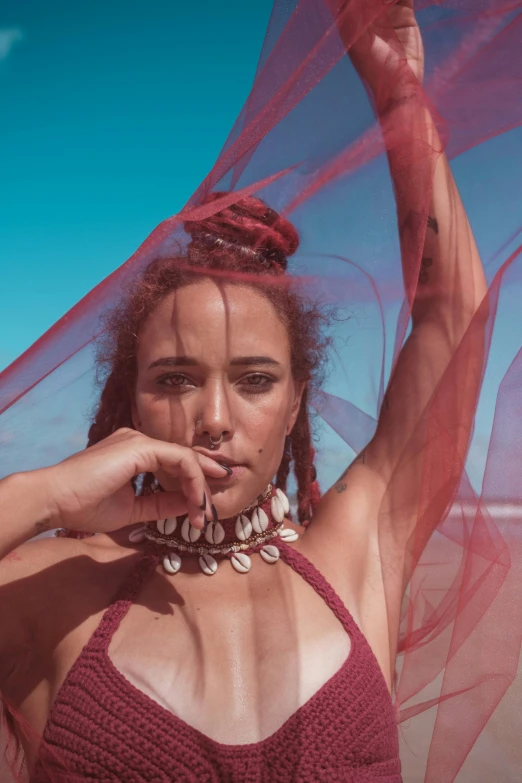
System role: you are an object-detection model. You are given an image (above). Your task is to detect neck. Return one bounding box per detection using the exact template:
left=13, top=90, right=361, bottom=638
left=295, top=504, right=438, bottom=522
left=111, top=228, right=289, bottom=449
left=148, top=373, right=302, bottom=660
left=132, top=484, right=297, bottom=575
left=144, top=483, right=287, bottom=554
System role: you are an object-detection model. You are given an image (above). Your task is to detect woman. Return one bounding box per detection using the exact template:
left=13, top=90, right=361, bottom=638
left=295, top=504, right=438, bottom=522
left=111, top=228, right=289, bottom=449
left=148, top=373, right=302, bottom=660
left=0, top=2, right=495, bottom=781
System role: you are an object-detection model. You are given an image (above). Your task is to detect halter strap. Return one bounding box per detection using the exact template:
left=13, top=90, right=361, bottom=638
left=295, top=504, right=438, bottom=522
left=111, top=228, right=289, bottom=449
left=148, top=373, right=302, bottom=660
left=86, top=551, right=159, bottom=653
left=82, top=540, right=363, bottom=657
left=277, top=541, right=363, bottom=645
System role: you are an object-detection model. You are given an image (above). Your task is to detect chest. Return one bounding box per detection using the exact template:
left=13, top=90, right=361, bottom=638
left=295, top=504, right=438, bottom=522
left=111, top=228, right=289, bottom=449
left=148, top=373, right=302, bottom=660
left=20, top=546, right=404, bottom=783
left=105, top=557, right=352, bottom=744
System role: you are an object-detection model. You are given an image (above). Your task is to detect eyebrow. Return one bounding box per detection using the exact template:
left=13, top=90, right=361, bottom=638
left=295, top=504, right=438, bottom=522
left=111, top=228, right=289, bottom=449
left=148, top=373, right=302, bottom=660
left=148, top=355, right=282, bottom=370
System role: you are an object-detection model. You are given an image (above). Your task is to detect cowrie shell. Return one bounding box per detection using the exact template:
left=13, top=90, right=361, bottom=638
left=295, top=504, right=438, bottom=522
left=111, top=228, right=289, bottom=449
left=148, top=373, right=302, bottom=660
left=164, top=517, right=177, bottom=536
left=205, top=521, right=225, bottom=545
left=128, top=526, right=146, bottom=543
left=251, top=507, right=269, bottom=534
left=181, top=517, right=201, bottom=543
left=156, top=519, right=166, bottom=535
left=271, top=495, right=285, bottom=524
left=231, top=552, right=252, bottom=574
left=279, top=528, right=298, bottom=542
left=260, top=544, right=280, bottom=564
left=275, top=488, right=290, bottom=515
left=163, top=552, right=181, bottom=575
left=199, top=553, right=218, bottom=575
left=235, top=514, right=252, bottom=541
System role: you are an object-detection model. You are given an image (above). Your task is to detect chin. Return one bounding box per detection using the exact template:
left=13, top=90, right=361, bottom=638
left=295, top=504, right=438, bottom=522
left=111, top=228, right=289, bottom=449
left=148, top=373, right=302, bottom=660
left=210, top=476, right=269, bottom=520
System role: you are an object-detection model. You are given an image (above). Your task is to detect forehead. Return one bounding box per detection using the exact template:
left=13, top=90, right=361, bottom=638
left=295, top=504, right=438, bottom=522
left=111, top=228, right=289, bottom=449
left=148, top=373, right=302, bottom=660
left=137, top=280, right=291, bottom=363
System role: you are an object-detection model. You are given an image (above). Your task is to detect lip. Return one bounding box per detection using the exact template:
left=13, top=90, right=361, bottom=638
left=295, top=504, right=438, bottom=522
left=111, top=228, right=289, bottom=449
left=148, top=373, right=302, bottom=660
left=193, top=449, right=247, bottom=480
left=208, top=464, right=246, bottom=482
left=194, top=449, right=244, bottom=467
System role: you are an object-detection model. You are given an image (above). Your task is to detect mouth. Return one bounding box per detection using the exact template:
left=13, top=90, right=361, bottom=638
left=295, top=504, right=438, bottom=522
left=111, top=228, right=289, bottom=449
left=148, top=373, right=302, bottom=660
left=194, top=450, right=247, bottom=481
left=209, top=464, right=246, bottom=483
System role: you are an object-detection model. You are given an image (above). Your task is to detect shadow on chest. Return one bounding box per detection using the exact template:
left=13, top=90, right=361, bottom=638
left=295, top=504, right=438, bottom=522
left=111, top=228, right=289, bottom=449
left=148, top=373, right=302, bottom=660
left=108, top=557, right=352, bottom=745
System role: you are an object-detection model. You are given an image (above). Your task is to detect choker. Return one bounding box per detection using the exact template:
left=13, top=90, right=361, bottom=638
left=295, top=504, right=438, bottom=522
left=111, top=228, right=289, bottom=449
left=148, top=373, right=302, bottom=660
left=129, top=484, right=298, bottom=576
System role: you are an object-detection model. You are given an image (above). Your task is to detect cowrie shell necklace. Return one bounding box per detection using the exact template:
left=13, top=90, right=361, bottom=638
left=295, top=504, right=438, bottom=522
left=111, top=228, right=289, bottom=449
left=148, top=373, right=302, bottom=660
left=129, top=485, right=298, bottom=576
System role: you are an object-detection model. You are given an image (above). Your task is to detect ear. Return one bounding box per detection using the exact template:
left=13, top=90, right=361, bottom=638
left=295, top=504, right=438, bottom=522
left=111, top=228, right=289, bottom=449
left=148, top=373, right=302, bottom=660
left=286, top=381, right=306, bottom=436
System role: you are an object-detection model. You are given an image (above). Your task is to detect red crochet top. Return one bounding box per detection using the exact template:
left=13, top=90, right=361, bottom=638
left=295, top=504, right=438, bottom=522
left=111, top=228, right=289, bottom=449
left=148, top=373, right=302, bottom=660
left=33, top=543, right=402, bottom=782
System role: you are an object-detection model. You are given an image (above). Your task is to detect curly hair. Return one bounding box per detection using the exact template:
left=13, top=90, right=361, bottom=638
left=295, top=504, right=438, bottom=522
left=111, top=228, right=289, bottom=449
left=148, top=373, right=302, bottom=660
left=86, top=193, right=330, bottom=524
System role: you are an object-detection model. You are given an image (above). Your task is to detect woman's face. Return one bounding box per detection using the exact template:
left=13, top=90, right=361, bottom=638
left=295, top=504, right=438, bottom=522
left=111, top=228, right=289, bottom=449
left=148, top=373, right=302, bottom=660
left=132, top=279, right=303, bottom=517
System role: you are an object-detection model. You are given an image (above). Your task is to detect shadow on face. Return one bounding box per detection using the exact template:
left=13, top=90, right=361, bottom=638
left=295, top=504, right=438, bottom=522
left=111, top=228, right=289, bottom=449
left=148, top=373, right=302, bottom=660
left=132, top=279, right=304, bottom=517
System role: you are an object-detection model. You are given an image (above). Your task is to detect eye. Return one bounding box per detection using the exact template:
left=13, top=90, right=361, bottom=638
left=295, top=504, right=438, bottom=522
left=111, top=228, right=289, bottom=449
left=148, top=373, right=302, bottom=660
left=156, top=373, right=195, bottom=390
left=240, top=373, right=274, bottom=391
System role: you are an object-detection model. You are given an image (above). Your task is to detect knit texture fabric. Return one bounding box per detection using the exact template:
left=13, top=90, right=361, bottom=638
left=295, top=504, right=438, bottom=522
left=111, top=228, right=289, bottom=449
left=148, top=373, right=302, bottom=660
left=32, top=544, right=402, bottom=782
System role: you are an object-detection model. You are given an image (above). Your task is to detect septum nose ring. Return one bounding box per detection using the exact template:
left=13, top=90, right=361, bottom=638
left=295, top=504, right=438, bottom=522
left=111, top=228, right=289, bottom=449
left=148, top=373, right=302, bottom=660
left=208, top=434, right=223, bottom=450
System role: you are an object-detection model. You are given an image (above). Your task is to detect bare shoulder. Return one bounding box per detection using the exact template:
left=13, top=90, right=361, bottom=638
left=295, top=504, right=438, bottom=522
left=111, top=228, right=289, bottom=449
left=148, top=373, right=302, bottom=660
left=0, top=532, right=128, bottom=585
left=0, top=533, right=137, bottom=660
left=0, top=535, right=86, bottom=589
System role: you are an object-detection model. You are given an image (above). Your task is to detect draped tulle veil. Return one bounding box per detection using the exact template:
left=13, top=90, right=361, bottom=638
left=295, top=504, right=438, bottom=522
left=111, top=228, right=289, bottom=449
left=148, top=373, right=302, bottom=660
left=2, top=1, right=522, bottom=781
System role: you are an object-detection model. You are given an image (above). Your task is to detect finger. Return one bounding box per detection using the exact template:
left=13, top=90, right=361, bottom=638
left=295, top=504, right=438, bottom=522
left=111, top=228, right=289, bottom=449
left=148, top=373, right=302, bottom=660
left=131, top=440, right=222, bottom=529
left=160, top=450, right=224, bottom=528
left=129, top=436, right=228, bottom=483
left=130, top=491, right=188, bottom=525
left=193, top=453, right=231, bottom=478
left=148, top=441, right=228, bottom=481
left=180, top=473, right=212, bottom=530
left=135, top=443, right=211, bottom=529
left=150, top=451, right=208, bottom=529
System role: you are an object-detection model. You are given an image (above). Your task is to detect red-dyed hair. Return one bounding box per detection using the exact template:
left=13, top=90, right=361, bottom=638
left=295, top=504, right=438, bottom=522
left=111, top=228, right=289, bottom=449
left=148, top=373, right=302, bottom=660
left=87, top=193, right=328, bottom=523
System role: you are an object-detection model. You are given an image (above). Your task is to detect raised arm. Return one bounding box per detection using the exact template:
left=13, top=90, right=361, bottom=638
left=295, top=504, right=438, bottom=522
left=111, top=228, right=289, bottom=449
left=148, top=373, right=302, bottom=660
left=363, top=123, right=487, bottom=543
left=310, top=2, right=488, bottom=557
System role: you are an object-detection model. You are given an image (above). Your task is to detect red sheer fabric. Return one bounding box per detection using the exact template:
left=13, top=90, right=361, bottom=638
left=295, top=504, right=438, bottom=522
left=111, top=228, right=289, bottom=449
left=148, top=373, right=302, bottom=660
left=1, top=0, right=522, bottom=780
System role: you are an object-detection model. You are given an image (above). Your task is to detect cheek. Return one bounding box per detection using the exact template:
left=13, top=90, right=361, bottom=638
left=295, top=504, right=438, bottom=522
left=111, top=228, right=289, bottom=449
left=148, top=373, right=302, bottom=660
left=133, top=379, right=296, bottom=456
left=134, top=390, right=192, bottom=442
left=238, top=387, right=294, bottom=460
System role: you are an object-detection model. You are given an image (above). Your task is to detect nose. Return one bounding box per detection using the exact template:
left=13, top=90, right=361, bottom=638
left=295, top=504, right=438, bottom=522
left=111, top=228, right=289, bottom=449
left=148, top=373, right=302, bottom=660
left=194, top=378, right=234, bottom=449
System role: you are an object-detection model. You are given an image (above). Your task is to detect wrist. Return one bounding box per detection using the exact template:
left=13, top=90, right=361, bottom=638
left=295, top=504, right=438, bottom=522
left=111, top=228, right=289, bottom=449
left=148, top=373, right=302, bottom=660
left=0, top=469, right=62, bottom=557
left=16, top=468, right=62, bottom=531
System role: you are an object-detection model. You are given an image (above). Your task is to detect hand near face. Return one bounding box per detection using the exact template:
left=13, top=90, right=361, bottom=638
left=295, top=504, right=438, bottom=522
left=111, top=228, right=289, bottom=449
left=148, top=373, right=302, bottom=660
left=132, top=280, right=303, bottom=520
left=42, top=428, right=229, bottom=534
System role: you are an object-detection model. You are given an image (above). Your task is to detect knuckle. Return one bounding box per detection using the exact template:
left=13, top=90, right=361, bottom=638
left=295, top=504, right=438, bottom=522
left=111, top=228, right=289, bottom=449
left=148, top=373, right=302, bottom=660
left=180, top=450, right=200, bottom=473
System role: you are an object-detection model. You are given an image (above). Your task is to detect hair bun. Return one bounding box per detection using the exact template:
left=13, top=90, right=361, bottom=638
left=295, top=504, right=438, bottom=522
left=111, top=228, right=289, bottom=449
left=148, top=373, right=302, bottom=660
left=184, top=191, right=299, bottom=271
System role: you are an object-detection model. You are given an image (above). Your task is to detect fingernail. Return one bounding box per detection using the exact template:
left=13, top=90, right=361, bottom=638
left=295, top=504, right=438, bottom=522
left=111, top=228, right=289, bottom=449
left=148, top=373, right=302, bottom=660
left=218, top=463, right=233, bottom=476
left=200, top=493, right=207, bottom=511
left=211, top=504, right=219, bottom=523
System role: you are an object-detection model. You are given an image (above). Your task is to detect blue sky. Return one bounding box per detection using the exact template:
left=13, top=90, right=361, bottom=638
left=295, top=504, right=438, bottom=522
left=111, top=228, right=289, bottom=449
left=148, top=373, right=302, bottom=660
left=0, top=0, right=273, bottom=370
left=1, top=1, right=521, bottom=493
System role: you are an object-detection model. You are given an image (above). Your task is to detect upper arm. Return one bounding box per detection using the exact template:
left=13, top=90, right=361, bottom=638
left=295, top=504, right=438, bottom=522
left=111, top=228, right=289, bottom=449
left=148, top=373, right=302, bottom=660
left=361, top=311, right=485, bottom=547
left=316, top=153, right=487, bottom=549
left=304, top=303, right=486, bottom=671
left=0, top=541, right=53, bottom=671
left=0, top=539, right=65, bottom=774
left=311, top=311, right=486, bottom=558
left=0, top=538, right=80, bottom=683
